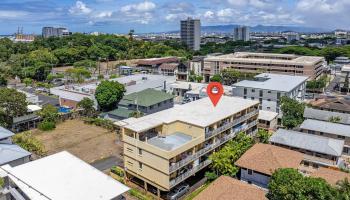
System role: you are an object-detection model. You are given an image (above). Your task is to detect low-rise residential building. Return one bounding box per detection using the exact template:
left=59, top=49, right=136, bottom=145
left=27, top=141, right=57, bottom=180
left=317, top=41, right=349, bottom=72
left=299, top=119, right=350, bottom=154
left=189, top=56, right=206, bottom=76
left=235, top=143, right=304, bottom=188
left=159, top=62, right=189, bottom=81
left=269, top=129, right=345, bottom=169
left=119, top=96, right=259, bottom=195
left=340, top=65, right=350, bottom=92
left=12, top=105, right=42, bottom=133
left=194, top=176, right=267, bottom=200
left=50, top=74, right=176, bottom=109
left=304, top=107, right=350, bottom=125
left=309, top=96, right=350, bottom=114
left=101, top=89, right=175, bottom=121
left=232, top=73, right=308, bottom=114
left=0, top=151, right=129, bottom=200
left=310, top=167, right=350, bottom=186
left=0, top=126, right=31, bottom=167
left=258, top=110, right=278, bottom=131
left=203, top=52, right=325, bottom=82
left=136, top=57, right=179, bottom=74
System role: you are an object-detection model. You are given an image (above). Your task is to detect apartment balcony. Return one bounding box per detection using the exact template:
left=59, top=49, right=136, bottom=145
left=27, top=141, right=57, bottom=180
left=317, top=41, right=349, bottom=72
left=205, top=110, right=258, bottom=139
left=303, top=154, right=338, bottom=167
left=177, top=70, right=188, bottom=75
left=169, top=121, right=257, bottom=173
left=170, top=159, right=211, bottom=188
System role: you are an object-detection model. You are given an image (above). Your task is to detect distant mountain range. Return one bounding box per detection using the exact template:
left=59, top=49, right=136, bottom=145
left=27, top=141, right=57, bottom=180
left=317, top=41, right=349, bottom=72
left=166, top=24, right=332, bottom=34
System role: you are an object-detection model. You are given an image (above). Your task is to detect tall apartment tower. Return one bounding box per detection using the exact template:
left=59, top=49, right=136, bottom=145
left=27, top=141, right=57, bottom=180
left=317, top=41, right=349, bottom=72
left=42, top=27, right=69, bottom=38
left=234, top=26, right=250, bottom=41
left=180, top=18, right=201, bottom=51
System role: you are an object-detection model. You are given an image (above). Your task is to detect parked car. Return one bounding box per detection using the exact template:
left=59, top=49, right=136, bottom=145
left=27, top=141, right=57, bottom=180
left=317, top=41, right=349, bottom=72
left=168, top=184, right=189, bottom=200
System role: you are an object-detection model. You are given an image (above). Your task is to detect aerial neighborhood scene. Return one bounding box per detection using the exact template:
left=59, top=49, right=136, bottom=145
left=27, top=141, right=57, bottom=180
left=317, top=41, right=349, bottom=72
left=2, top=0, right=350, bottom=199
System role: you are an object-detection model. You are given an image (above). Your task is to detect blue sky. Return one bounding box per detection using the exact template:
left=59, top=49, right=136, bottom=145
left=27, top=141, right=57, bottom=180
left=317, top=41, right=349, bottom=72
left=0, top=0, right=349, bottom=34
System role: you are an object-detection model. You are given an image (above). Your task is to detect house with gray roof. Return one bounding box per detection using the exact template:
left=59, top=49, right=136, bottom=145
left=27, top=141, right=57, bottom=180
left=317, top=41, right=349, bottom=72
left=304, top=107, right=350, bottom=125
left=101, top=88, right=175, bottom=121
left=299, top=119, right=350, bottom=155
left=269, top=129, right=345, bottom=168
left=0, top=126, right=31, bottom=167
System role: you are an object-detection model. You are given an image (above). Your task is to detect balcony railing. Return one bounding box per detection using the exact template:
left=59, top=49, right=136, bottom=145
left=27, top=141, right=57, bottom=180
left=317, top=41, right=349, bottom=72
left=205, top=110, right=258, bottom=138
left=170, top=159, right=211, bottom=188
left=169, top=120, right=257, bottom=173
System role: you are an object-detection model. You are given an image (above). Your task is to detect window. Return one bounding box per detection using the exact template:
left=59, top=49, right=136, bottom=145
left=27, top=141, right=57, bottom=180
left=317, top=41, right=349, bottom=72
left=267, top=91, right=272, bottom=94
left=319, top=132, right=324, bottom=136
left=138, top=148, right=142, bottom=155
left=251, top=97, right=255, bottom=100
left=127, top=161, right=133, bottom=166
left=338, top=135, right=345, bottom=139
left=139, top=162, right=143, bottom=169
left=267, top=99, right=271, bottom=101
left=247, top=169, right=253, bottom=175
left=267, top=107, right=271, bottom=110
left=244, top=88, right=247, bottom=95
left=127, top=147, right=133, bottom=152
left=259, top=90, right=263, bottom=97
left=251, top=89, right=255, bottom=93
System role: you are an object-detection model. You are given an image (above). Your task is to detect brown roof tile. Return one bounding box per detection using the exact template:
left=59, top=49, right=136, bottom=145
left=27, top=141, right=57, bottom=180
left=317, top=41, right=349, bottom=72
left=311, top=167, right=350, bottom=186
left=235, top=143, right=304, bottom=176
left=159, top=63, right=179, bottom=70
left=194, top=176, right=267, bottom=200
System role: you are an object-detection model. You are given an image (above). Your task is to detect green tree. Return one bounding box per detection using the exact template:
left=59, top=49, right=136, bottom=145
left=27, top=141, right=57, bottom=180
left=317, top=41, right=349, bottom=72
left=23, top=77, right=33, bottom=86
left=77, top=97, right=96, bottom=117
left=256, top=129, right=271, bottom=143
left=38, top=104, right=59, bottom=123
left=73, top=60, right=97, bottom=70
left=129, top=110, right=144, bottom=118
left=95, top=80, right=126, bottom=111
left=0, top=88, right=28, bottom=128
left=210, top=74, right=223, bottom=83
left=336, top=178, right=350, bottom=199
left=196, top=76, right=203, bottom=83
left=0, top=75, right=7, bottom=86
left=65, top=67, right=91, bottom=83
left=267, top=168, right=337, bottom=200
left=280, top=96, right=305, bottom=129
left=209, top=132, right=254, bottom=177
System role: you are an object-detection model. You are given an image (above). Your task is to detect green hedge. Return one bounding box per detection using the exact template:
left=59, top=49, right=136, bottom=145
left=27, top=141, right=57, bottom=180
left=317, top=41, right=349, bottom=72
left=111, top=166, right=124, bottom=177
left=38, top=121, right=56, bottom=131
left=83, top=117, right=116, bottom=131
left=12, top=131, right=46, bottom=156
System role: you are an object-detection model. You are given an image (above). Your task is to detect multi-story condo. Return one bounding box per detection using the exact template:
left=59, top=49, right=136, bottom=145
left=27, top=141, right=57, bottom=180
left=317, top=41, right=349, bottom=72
left=120, top=96, right=259, bottom=196
left=42, top=27, right=70, bottom=38
left=180, top=18, right=201, bottom=51
left=283, top=32, right=300, bottom=42
left=203, top=52, right=325, bottom=82
left=234, top=26, right=250, bottom=41
left=232, top=73, right=308, bottom=114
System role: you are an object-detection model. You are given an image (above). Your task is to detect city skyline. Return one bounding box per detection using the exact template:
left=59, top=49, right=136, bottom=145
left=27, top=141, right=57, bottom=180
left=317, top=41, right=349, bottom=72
left=0, top=0, right=349, bottom=34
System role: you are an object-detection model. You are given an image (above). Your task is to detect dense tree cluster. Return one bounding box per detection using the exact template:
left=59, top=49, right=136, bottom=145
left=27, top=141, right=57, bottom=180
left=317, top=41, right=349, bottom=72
left=95, top=80, right=126, bottom=111
left=274, top=45, right=350, bottom=63
left=0, top=88, right=28, bottom=128
left=267, top=168, right=350, bottom=200
left=0, top=34, right=192, bottom=82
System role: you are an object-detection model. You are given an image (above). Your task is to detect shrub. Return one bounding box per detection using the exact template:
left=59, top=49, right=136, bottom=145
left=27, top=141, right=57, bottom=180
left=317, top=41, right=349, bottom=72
left=205, top=171, right=218, bottom=182
left=83, top=117, right=116, bottom=131
left=111, top=166, right=124, bottom=177
left=12, top=131, right=46, bottom=156
left=38, top=121, right=56, bottom=131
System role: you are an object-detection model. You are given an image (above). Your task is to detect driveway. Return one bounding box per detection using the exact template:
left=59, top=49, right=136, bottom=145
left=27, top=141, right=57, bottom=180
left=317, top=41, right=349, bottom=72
left=91, top=155, right=124, bottom=171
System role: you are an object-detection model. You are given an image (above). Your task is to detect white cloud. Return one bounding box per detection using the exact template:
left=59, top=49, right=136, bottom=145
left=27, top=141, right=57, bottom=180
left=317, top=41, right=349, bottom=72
left=69, top=1, right=92, bottom=15
left=204, top=11, right=215, bottom=19
left=0, top=11, right=28, bottom=19
left=94, top=11, right=113, bottom=19
left=121, top=1, right=156, bottom=13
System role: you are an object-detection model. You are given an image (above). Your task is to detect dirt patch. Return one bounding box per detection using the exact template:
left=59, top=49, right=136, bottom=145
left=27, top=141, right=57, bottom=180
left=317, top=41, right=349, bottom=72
left=33, top=119, right=122, bottom=163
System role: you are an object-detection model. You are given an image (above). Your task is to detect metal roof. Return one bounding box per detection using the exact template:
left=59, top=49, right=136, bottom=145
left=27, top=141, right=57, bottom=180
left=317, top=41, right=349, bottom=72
left=300, top=119, right=350, bottom=138
left=269, top=129, right=344, bottom=156
left=0, top=144, right=31, bottom=166
left=304, top=107, right=350, bottom=125
left=0, top=126, right=14, bottom=140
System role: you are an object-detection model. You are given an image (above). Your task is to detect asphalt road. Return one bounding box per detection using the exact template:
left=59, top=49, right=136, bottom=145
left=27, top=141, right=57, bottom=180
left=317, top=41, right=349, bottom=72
left=91, top=156, right=123, bottom=171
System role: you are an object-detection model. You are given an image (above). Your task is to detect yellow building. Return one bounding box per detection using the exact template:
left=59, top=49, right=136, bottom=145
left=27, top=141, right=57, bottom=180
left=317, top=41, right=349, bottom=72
left=119, top=96, right=259, bottom=196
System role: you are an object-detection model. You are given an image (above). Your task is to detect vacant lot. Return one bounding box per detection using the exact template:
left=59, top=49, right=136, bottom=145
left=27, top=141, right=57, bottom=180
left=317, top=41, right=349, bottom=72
left=33, top=119, right=122, bottom=163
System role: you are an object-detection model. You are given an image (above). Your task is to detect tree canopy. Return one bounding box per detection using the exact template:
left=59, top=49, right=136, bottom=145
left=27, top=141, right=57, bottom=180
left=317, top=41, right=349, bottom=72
left=209, top=132, right=254, bottom=177
left=77, top=97, right=96, bottom=117
left=0, top=88, right=28, bottom=128
left=267, top=168, right=350, bottom=200
left=95, top=80, right=126, bottom=111
left=280, top=96, right=305, bottom=129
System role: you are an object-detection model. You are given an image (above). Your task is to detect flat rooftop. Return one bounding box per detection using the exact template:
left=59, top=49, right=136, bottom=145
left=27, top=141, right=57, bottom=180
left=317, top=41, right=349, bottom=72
left=233, top=73, right=308, bottom=92
left=50, top=74, right=176, bottom=102
left=147, top=132, right=192, bottom=151
left=1, top=151, right=129, bottom=200
left=121, top=96, right=258, bottom=132
left=205, top=52, right=324, bottom=65
left=258, top=110, right=278, bottom=121
left=270, top=129, right=344, bottom=157
left=300, top=119, right=350, bottom=138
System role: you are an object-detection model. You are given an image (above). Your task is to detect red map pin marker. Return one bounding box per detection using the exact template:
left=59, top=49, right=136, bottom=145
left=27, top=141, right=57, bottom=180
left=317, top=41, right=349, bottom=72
left=207, top=82, right=224, bottom=107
